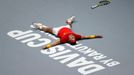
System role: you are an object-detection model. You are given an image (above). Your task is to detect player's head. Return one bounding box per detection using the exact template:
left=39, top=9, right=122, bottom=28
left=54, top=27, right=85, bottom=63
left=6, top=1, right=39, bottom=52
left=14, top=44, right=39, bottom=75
left=68, top=34, right=76, bottom=45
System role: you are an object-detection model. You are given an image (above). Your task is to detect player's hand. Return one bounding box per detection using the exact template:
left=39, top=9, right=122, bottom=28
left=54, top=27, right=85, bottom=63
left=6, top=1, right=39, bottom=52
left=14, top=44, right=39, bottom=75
left=42, top=45, right=48, bottom=50
left=96, top=35, right=103, bottom=38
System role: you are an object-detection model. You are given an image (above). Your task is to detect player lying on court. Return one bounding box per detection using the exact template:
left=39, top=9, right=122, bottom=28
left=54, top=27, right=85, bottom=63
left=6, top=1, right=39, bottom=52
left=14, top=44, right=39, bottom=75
left=31, top=16, right=103, bottom=50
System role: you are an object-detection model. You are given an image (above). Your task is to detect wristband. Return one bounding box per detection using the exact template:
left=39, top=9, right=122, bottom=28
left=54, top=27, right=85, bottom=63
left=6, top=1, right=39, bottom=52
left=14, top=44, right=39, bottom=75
left=46, top=43, right=51, bottom=48
left=89, top=35, right=96, bottom=39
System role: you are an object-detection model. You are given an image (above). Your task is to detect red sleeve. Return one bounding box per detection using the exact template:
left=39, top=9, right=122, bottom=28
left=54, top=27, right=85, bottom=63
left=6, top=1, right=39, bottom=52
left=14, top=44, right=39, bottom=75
left=74, top=33, right=82, bottom=40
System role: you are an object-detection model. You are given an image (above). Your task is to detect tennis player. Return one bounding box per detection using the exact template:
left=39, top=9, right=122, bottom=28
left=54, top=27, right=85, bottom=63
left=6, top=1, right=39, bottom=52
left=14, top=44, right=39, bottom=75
left=31, top=16, right=103, bottom=49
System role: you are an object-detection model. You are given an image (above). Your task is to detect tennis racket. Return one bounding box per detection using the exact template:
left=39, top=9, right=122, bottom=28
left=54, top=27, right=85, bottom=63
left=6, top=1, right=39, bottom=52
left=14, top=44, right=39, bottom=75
left=91, top=0, right=111, bottom=9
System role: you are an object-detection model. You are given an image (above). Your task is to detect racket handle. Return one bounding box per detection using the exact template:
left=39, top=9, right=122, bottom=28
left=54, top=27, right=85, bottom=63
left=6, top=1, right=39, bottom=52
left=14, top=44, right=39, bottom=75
left=91, top=4, right=99, bottom=9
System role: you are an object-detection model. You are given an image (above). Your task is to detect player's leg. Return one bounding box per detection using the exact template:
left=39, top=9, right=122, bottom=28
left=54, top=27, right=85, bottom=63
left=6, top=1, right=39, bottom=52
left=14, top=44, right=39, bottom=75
left=42, top=26, right=53, bottom=34
left=66, top=16, right=75, bottom=28
left=31, top=23, right=53, bottom=34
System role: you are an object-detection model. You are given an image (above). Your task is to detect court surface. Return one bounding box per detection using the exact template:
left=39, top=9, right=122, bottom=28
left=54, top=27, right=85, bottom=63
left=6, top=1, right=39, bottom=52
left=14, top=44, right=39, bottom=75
left=0, top=0, right=134, bottom=75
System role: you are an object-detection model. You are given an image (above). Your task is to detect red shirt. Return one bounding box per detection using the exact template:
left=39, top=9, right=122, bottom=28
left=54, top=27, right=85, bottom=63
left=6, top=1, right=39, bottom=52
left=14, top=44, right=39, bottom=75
left=57, top=27, right=81, bottom=43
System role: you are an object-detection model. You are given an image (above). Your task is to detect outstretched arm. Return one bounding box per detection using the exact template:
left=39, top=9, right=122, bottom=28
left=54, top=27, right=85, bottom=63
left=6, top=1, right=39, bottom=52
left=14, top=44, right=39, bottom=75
left=81, top=35, right=103, bottom=39
left=42, top=39, right=61, bottom=50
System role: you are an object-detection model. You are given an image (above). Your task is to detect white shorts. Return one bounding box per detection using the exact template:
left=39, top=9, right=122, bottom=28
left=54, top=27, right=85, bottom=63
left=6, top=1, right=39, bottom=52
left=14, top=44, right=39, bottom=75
left=52, top=25, right=71, bottom=35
